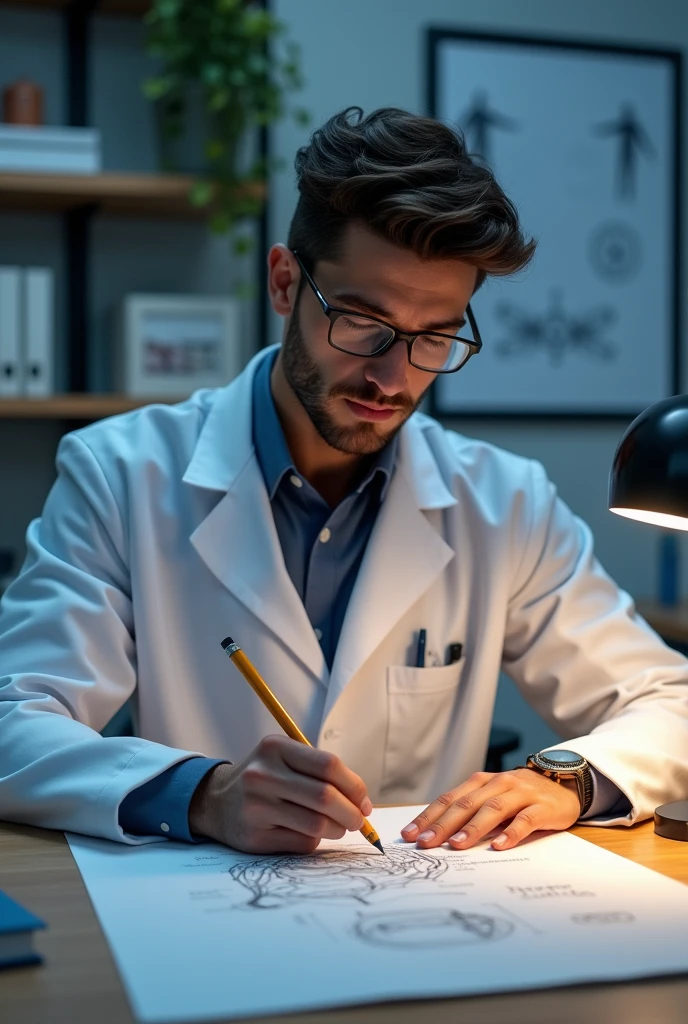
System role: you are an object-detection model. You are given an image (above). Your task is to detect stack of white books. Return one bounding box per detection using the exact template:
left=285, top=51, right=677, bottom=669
left=0, top=266, right=55, bottom=397
left=0, top=125, right=101, bottom=174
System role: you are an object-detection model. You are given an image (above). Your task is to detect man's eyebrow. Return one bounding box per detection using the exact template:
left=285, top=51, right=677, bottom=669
left=330, top=290, right=467, bottom=333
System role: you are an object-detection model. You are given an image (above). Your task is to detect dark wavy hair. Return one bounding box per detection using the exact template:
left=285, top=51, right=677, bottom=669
left=287, top=106, right=536, bottom=291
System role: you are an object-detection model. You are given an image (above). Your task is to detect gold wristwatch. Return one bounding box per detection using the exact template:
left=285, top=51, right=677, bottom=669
left=524, top=749, right=593, bottom=816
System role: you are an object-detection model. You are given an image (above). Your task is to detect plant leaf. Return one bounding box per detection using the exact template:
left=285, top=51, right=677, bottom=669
left=142, top=0, right=309, bottom=236
left=189, top=180, right=214, bottom=207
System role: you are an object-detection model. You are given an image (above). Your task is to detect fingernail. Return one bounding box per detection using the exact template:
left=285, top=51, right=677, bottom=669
left=361, top=797, right=373, bottom=816
left=418, top=829, right=435, bottom=842
left=492, top=833, right=508, bottom=848
left=450, top=831, right=467, bottom=844
left=401, top=822, right=418, bottom=837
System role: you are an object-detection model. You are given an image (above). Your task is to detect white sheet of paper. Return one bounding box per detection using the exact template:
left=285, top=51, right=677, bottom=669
left=67, top=807, right=688, bottom=1022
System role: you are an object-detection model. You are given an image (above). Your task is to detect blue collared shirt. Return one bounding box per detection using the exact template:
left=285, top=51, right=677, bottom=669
left=251, top=348, right=397, bottom=669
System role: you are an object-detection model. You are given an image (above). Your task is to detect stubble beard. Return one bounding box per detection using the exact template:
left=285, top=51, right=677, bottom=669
left=281, top=308, right=428, bottom=456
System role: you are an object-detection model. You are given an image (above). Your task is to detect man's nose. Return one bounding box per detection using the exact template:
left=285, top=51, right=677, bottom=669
left=363, top=339, right=409, bottom=397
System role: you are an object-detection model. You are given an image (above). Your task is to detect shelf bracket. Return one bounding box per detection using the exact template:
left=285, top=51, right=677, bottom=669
left=63, top=1, right=98, bottom=392
left=64, top=203, right=98, bottom=392
left=64, top=0, right=99, bottom=128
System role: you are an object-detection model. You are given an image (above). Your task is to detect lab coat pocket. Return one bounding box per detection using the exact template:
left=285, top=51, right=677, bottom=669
left=382, top=662, right=464, bottom=798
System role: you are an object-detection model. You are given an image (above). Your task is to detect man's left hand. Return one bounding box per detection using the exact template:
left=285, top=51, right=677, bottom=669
left=400, top=769, right=581, bottom=851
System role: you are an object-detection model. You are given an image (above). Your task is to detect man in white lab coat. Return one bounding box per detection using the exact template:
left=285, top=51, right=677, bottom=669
left=1, top=107, right=687, bottom=855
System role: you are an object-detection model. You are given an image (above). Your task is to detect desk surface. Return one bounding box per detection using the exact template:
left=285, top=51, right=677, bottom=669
left=636, top=599, right=688, bottom=645
left=1, top=818, right=687, bottom=1024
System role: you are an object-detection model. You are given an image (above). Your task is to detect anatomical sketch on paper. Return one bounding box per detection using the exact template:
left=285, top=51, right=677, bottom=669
left=225, top=843, right=519, bottom=949
left=354, top=902, right=514, bottom=948
left=65, top=811, right=688, bottom=1022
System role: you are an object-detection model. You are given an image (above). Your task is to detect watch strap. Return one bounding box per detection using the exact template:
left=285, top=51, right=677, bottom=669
left=578, top=762, right=594, bottom=816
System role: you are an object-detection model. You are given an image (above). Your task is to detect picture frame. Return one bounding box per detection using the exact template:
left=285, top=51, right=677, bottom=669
left=426, top=28, right=682, bottom=419
left=115, top=293, right=241, bottom=398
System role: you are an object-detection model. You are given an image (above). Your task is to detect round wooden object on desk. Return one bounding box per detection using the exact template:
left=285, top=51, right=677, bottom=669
left=2, top=79, right=44, bottom=126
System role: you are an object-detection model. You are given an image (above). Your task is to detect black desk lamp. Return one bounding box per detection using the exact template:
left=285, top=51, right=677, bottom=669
left=609, top=394, right=688, bottom=841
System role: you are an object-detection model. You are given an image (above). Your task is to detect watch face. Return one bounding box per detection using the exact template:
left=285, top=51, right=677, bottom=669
left=539, top=749, right=585, bottom=768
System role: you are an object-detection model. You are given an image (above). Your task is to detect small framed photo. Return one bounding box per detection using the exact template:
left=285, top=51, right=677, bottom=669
left=116, top=294, right=241, bottom=397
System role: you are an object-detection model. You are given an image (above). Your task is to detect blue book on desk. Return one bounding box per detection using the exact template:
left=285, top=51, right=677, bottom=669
left=0, top=889, right=46, bottom=968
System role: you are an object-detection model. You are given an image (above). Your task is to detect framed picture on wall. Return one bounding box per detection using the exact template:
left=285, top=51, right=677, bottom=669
left=427, top=28, right=682, bottom=418
left=115, top=294, right=241, bottom=398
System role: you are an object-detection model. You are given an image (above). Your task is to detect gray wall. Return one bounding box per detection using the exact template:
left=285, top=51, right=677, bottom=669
left=1, top=0, right=687, bottom=762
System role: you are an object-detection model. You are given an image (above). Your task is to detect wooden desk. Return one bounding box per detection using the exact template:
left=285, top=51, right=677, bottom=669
left=1, top=819, right=687, bottom=1024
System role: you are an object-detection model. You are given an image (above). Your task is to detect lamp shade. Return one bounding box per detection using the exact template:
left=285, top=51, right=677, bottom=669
left=609, top=394, right=688, bottom=530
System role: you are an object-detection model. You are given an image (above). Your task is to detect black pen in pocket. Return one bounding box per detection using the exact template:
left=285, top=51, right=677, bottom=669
left=415, top=628, right=427, bottom=668
left=446, top=642, right=463, bottom=665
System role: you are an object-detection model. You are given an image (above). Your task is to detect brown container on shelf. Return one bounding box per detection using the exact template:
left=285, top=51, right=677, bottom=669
left=2, top=79, right=44, bottom=126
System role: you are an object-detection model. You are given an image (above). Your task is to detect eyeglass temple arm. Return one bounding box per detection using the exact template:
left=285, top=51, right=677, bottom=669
left=292, top=249, right=330, bottom=314
left=466, top=303, right=482, bottom=347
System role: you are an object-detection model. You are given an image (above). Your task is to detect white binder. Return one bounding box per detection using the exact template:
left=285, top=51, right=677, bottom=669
left=0, top=267, right=21, bottom=396
left=23, top=268, right=55, bottom=397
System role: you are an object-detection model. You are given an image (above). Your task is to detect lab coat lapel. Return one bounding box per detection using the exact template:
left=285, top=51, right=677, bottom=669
left=183, top=347, right=327, bottom=683
left=324, top=418, right=457, bottom=718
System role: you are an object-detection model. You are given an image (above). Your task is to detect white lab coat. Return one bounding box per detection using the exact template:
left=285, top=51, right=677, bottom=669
left=1, top=347, right=687, bottom=844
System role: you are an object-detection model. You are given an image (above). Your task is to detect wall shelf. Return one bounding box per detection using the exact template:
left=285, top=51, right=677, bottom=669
left=0, top=0, right=269, bottom=394
left=0, top=394, right=180, bottom=419
left=0, top=1, right=149, bottom=16
left=0, top=171, right=265, bottom=218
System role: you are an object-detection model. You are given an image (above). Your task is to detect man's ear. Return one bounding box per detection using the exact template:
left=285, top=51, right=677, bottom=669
left=267, top=244, right=300, bottom=316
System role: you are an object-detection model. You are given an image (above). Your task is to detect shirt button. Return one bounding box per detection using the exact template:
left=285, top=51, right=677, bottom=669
left=319, top=527, right=331, bottom=544
left=289, top=474, right=303, bottom=488
left=314, top=627, right=323, bottom=640
left=160, top=822, right=170, bottom=833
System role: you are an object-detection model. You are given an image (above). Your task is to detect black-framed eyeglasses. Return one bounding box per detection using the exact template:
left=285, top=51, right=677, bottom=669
left=291, top=249, right=482, bottom=374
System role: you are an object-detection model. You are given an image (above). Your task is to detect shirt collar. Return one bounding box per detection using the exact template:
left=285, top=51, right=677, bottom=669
left=252, top=348, right=397, bottom=502
left=252, top=348, right=294, bottom=499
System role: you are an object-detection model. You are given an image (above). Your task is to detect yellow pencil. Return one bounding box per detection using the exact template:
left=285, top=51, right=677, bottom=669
left=220, top=636, right=384, bottom=854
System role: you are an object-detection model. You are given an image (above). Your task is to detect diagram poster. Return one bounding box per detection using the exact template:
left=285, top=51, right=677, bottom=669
left=427, top=30, right=681, bottom=417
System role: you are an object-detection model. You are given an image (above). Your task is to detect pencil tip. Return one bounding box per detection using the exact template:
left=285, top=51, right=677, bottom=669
left=373, top=839, right=385, bottom=854
left=220, top=637, right=233, bottom=650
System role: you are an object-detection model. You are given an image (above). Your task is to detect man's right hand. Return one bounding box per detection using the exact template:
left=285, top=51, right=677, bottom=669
left=187, top=734, right=373, bottom=854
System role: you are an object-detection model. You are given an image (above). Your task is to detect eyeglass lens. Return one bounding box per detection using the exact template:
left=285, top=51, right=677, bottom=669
left=330, top=314, right=472, bottom=372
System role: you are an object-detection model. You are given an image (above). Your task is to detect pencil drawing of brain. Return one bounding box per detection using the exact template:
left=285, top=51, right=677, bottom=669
left=227, top=846, right=448, bottom=909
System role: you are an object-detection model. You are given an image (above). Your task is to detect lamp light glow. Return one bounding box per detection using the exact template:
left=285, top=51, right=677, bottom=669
left=609, top=508, right=688, bottom=530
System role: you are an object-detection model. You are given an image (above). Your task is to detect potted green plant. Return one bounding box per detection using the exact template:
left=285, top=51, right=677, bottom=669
left=142, top=0, right=307, bottom=251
